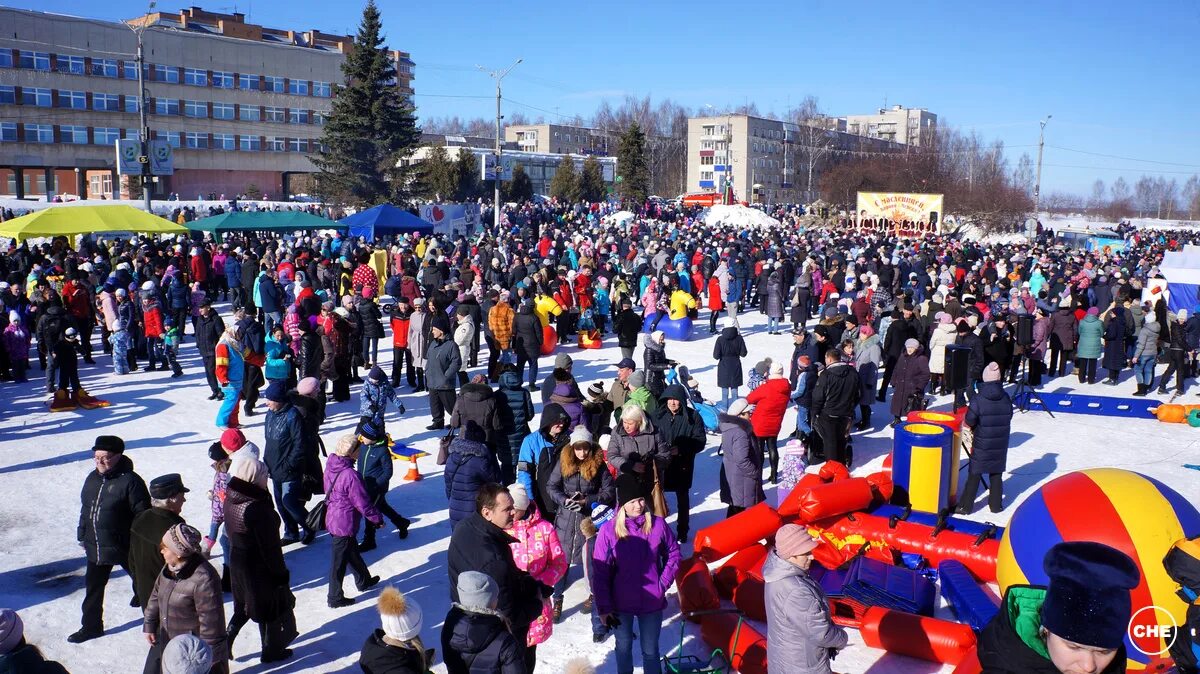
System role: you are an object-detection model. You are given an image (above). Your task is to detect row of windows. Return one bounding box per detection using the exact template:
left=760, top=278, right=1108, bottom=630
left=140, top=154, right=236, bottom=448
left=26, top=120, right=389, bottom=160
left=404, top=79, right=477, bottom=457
left=0, top=50, right=333, bottom=97
left=0, top=86, right=326, bottom=124
left=0, top=121, right=315, bottom=152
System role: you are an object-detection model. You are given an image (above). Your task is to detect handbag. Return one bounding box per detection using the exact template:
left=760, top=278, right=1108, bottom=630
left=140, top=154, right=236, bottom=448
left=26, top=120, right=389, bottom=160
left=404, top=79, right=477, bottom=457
left=437, top=430, right=455, bottom=466
left=304, top=498, right=327, bottom=532
left=651, top=463, right=670, bottom=518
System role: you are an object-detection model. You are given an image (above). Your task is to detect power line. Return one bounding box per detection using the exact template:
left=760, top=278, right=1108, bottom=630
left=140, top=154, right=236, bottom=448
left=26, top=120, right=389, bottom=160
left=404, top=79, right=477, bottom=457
left=1048, top=145, right=1200, bottom=169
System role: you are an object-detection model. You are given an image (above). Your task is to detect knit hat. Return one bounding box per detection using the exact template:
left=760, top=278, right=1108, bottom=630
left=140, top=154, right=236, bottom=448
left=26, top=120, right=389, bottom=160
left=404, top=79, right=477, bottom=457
left=357, top=417, right=385, bottom=444
left=93, top=435, right=125, bottom=454
left=334, top=307, right=350, bottom=318
left=263, top=380, right=287, bottom=403
left=0, top=609, right=22, bottom=655
left=555, top=353, right=573, bottom=370
left=590, top=503, right=614, bottom=527
left=508, top=483, right=531, bottom=511
left=775, top=523, right=821, bottom=558
left=1086, top=306, right=1100, bottom=316
left=334, top=434, right=359, bottom=457
left=569, top=425, right=594, bottom=446
left=651, top=329, right=666, bottom=343
left=229, top=457, right=269, bottom=489
left=587, top=381, right=606, bottom=400
left=628, top=370, right=646, bottom=389
left=207, top=442, right=226, bottom=462
left=456, top=571, right=499, bottom=611
left=220, top=428, right=247, bottom=453
left=982, top=362, right=1002, bottom=383
left=7, top=311, right=18, bottom=324
left=1179, top=309, right=1190, bottom=321
left=615, top=471, right=645, bottom=508
left=431, top=313, right=451, bottom=335
left=726, top=398, right=752, bottom=417
left=904, top=338, right=919, bottom=350
left=297, top=377, right=320, bottom=397
left=369, top=365, right=387, bottom=383
left=378, top=587, right=423, bottom=642
left=769, top=362, right=785, bottom=378
left=162, top=523, right=202, bottom=558
left=563, top=658, right=597, bottom=674
left=1059, top=296, right=1072, bottom=308
left=161, top=634, right=212, bottom=674
left=1040, top=541, right=1140, bottom=649
left=723, top=316, right=736, bottom=329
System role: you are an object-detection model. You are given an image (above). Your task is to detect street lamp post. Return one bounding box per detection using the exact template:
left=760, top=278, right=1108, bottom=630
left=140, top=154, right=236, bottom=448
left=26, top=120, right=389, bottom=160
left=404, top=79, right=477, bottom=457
left=477, top=58, right=522, bottom=231
left=1033, top=114, right=1051, bottom=218
left=129, top=1, right=156, bottom=212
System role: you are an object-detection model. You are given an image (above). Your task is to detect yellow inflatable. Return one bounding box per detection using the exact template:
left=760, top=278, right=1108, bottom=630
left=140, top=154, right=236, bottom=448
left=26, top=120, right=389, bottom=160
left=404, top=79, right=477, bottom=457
left=534, top=295, right=563, bottom=328
left=668, top=289, right=698, bottom=320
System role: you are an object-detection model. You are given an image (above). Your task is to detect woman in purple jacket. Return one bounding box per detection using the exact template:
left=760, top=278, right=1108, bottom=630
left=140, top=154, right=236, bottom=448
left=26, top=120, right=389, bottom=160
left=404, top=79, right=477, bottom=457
left=593, top=472, right=681, bottom=674
left=324, top=434, right=383, bottom=609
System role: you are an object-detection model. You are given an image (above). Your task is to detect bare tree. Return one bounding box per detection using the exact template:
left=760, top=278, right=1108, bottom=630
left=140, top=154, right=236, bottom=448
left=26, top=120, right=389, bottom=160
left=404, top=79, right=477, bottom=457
left=1109, top=177, right=1133, bottom=220
left=1089, top=179, right=1107, bottom=214
left=1012, top=153, right=1035, bottom=197
left=1183, top=175, right=1200, bottom=219
left=1134, top=176, right=1156, bottom=217
left=787, top=96, right=838, bottom=202
left=1158, top=177, right=1178, bottom=219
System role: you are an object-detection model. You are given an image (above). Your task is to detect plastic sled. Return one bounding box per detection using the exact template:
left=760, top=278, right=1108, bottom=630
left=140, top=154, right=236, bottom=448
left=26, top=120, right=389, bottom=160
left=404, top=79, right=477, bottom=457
left=665, top=608, right=742, bottom=674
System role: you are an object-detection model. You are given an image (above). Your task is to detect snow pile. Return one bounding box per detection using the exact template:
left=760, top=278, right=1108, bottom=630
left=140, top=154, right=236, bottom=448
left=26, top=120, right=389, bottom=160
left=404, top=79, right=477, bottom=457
left=702, top=204, right=781, bottom=230
left=953, top=221, right=1028, bottom=245
left=602, top=210, right=636, bottom=226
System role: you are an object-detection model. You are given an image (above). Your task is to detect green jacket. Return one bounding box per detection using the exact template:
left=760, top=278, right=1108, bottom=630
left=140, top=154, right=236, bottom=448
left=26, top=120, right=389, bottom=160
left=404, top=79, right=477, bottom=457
left=1076, top=315, right=1104, bottom=359
left=625, top=386, right=658, bottom=415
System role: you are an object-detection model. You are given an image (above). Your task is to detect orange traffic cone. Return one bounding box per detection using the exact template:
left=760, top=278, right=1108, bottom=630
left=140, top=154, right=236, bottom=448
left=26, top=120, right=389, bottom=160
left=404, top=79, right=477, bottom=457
left=403, top=455, right=422, bottom=481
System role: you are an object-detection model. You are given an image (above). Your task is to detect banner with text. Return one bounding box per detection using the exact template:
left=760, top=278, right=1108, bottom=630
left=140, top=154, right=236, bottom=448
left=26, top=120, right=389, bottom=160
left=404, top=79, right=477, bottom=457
left=419, top=203, right=481, bottom=236
left=855, top=192, right=945, bottom=235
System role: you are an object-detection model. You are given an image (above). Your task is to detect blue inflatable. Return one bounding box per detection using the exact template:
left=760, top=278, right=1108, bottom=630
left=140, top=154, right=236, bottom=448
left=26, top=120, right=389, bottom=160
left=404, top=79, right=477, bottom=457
left=640, top=314, right=694, bottom=341
left=938, top=560, right=1000, bottom=631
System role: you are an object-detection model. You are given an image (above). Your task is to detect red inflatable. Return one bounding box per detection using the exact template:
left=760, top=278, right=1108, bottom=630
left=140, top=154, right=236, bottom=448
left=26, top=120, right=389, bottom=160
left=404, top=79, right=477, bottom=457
left=818, top=460, right=851, bottom=482
left=866, top=470, right=894, bottom=501
left=813, top=513, right=999, bottom=582
left=695, top=502, right=784, bottom=562
left=676, top=557, right=720, bottom=622
left=777, top=472, right=828, bottom=517
left=883, top=451, right=893, bottom=472
left=699, top=612, right=768, bottom=674
left=577, top=330, right=602, bottom=349
left=732, top=575, right=766, bottom=622
left=792, top=478, right=877, bottom=524
left=951, top=647, right=982, bottom=674
left=713, top=543, right=768, bottom=599
left=540, top=325, right=557, bottom=356
left=860, top=606, right=977, bottom=665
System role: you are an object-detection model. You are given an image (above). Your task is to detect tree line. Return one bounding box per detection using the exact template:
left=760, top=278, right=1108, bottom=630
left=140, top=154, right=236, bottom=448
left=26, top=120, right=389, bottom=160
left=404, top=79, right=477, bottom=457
left=1042, top=176, right=1200, bottom=222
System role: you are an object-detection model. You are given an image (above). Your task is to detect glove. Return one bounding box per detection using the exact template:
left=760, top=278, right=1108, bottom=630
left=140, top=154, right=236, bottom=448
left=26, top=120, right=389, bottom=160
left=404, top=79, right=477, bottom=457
left=565, top=500, right=583, bottom=513
left=397, top=401, right=406, bottom=415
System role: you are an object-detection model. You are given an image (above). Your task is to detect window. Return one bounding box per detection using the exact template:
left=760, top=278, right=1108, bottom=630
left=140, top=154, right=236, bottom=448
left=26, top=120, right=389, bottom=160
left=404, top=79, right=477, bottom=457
left=93, top=93, right=120, bottom=112
left=312, top=81, right=331, bottom=97
left=61, top=125, right=88, bottom=144
left=25, top=123, right=54, bottom=143
left=700, top=155, right=714, bottom=165
left=239, top=135, right=260, bottom=151
left=154, top=64, right=179, bottom=83
left=0, top=86, right=13, bottom=104
left=124, top=95, right=140, bottom=113
left=212, top=102, right=234, bottom=120
left=90, top=173, right=113, bottom=197
left=266, top=136, right=284, bottom=151
left=239, top=105, right=260, bottom=122
left=57, top=55, right=85, bottom=75
left=19, top=51, right=50, bottom=71
left=123, top=61, right=144, bottom=80
left=159, top=130, right=181, bottom=148
left=700, top=171, right=714, bottom=181
left=92, top=58, right=118, bottom=77
left=22, top=87, right=52, bottom=107
left=184, top=100, right=207, bottom=118
left=93, top=127, right=120, bottom=145
left=212, top=71, right=234, bottom=88
left=264, top=106, right=285, bottom=122
left=155, top=98, right=180, bottom=116
left=313, top=112, right=325, bottom=126
left=288, top=108, right=308, bottom=124
left=184, top=68, right=207, bottom=86
left=185, top=132, right=208, bottom=149
left=59, top=90, right=87, bottom=109
left=212, top=133, right=235, bottom=150
left=0, top=51, right=12, bottom=69
left=0, top=122, right=16, bottom=142
left=125, top=128, right=140, bottom=140
left=287, top=138, right=307, bottom=152
left=238, top=73, right=259, bottom=91
left=288, top=79, right=308, bottom=95
left=264, top=76, right=284, bottom=93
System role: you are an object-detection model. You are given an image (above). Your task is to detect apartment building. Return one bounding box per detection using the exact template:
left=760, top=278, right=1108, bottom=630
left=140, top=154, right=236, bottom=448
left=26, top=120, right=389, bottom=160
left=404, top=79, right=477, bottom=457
left=505, top=123, right=613, bottom=156
left=836, top=105, right=937, bottom=146
left=0, top=6, right=415, bottom=201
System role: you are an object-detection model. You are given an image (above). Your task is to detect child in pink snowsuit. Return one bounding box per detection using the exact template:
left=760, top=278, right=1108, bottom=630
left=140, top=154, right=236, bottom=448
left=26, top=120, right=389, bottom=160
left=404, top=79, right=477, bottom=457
left=506, top=483, right=567, bottom=649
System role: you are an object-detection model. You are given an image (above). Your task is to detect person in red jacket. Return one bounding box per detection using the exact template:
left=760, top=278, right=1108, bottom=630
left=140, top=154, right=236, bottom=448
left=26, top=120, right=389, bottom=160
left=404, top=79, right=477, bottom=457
left=142, top=294, right=167, bottom=372
left=553, top=273, right=574, bottom=345
left=63, top=271, right=97, bottom=364
left=390, top=296, right=413, bottom=388
left=745, top=362, right=791, bottom=483
left=707, top=275, right=725, bottom=334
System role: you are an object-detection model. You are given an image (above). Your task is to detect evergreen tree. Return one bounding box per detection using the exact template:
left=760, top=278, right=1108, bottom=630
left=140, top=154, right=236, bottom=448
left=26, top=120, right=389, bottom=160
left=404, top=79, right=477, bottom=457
left=311, top=0, right=421, bottom=206
left=550, top=157, right=581, bottom=202
left=617, top=121, right=650, bottom=205
left=421, top=145, right=457, bottom=200
left=580, top=154, right=607, bottom=203
left=505, top=164, right=534, bottom=203
left=453, top=151, right=480, bottom=201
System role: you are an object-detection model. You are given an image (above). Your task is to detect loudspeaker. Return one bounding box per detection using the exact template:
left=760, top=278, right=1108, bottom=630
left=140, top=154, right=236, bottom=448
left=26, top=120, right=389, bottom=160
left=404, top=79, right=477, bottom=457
left=944, top=344, right=970, bottom=390
left=1016, top=314, right=1033, bottom=346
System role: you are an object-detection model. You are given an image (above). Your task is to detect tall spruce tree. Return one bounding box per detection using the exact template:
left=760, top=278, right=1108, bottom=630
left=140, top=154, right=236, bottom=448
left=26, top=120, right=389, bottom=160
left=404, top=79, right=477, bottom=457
left=505, top=164, right=534, bottom=202
left=617, top=121, right=650, bottom=204
left=311, top=0, right=420, bottom=206
left=550, top=157, right=581, bottom=202
left=421, top=145, right=457, bottom=200
left=453, top=151, right=480, bottom=201
left=580, top=154, right=607, bottom=203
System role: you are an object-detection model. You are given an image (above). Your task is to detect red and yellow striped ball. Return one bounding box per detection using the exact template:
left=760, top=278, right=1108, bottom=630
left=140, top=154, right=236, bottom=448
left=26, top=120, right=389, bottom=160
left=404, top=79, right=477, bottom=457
left=997, top=468, right=1200, bottom=669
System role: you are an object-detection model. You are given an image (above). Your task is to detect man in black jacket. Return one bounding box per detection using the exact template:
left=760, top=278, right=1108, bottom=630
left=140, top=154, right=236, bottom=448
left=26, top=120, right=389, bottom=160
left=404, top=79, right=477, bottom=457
left=195, top=300, right=225, bottom=400
left=71, top=435, right=150, bottom=643
left=613, top=298, right=641, bottom=360
left=127, top=473, right=188, bottom=609
left=447, top=484, right=547, bottom=665
left=653, top=385, right=706, bottom=543
left=811, top=350, right=861, bottom=468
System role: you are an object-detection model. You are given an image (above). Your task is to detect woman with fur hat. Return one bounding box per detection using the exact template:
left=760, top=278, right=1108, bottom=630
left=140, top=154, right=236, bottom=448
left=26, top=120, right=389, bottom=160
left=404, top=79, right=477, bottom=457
left=142, top=523, right=229, bottom=673
left=504, top=483, right=567, bottom=662
left=359, top=587, right=431, bottom=674
left=546, top=426, right=615, bottom=619
left=762, top=524, right=846, bottom=673
left=441, top=571, right=525, bottom=674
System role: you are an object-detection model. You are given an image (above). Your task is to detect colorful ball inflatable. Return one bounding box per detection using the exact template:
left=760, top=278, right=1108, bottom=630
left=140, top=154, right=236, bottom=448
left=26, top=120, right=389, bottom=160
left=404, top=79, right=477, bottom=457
left=640, top=314, right=694, bottom=341
left=996, top=469, right=1200, bottom=669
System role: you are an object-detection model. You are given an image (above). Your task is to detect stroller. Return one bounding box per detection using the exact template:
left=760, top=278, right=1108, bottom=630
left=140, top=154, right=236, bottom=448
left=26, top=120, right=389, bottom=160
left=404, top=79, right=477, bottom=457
left=666, top=365, right=720, bottom=433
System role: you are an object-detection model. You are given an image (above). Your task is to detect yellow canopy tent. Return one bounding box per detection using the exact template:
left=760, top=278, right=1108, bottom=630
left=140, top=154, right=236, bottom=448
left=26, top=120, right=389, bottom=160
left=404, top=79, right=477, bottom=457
left=0, top=205, right=188, bottom=242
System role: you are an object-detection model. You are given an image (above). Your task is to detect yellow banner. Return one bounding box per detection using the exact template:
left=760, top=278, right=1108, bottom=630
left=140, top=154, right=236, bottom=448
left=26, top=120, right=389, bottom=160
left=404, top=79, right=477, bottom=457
left=855, top=192, right=945, bottom=235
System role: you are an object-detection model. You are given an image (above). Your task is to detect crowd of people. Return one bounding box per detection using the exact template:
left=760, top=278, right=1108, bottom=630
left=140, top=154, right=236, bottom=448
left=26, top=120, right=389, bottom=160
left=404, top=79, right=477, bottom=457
left=1, top=198, right=1195, bottom=674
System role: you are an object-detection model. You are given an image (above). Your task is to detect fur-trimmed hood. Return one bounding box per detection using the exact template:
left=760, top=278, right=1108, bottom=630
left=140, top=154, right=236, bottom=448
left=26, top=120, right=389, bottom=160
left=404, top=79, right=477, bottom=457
left=559, top=443, right=605, bottom=481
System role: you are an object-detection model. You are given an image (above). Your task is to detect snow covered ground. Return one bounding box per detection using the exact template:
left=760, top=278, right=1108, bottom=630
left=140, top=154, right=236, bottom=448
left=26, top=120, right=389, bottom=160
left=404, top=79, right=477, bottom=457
left=2, top=303, right=1199, bottom=673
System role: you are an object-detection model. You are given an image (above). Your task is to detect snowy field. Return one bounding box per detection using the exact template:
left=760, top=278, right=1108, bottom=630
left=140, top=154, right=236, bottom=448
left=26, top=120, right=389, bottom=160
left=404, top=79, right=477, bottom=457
left=2, top=303, right=1199, bottom=673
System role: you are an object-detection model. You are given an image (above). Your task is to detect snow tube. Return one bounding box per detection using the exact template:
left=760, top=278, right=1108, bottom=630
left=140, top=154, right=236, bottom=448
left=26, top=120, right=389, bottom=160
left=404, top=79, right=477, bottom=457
left=1155, top=403, right=1190, bottom=423
left=713, top=543, right=768, bottom=599
left=859, top=606, right=978, bottom=666
left=777, top=472, right=829, bottom=518
left=577, top=329, right=602, bottom=349
left=871, top=504, right=1005, bottom=541
left=699, top=612, right=768, bottom=674
left=676, top=557, right=720, bottom=622
left=892, top=422, right=957, bottom=514
left=814, top=513, right=999, bottom=582
left=938, top=560, right=1000, bottom=632
left=792, top=478, right=877, bottom=524
left=695, top=502, right=784, bottom=562
left=641, top=314, right=695, bottom=341
left=540, top=325, right=557, bottom=356
left=732, top=574, right=766, bottom=622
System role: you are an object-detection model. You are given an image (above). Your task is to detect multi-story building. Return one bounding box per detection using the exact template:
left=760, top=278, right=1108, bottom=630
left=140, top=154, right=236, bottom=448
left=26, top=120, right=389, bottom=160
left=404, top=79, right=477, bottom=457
left=505, top=123, right=613, bottom=156
left=686, top=113, right=904, bottom=204
left=835, top=105, right=937, bottom=146
left=0, top=6, right=415, bottom=201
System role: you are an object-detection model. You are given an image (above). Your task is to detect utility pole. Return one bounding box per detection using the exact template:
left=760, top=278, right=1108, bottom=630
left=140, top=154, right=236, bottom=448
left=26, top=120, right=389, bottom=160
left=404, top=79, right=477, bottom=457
left=129, top=1, right=156, bottom=212
left=1033, top=114, right=1051, bottom=217
left=477, top=58, right=522, bottom=230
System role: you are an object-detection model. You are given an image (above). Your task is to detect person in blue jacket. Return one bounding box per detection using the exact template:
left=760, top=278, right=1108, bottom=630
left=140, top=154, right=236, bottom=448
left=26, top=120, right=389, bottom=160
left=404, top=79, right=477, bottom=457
left=957, top=362, right=1013, bottom=515
left=224, top=251, right=243, bottom=310
left=264, top=323, right=294, bottom=389
left=516, top=403, right=570, bottom=518
left=444, top=421, right=501, bottom=528
left=354, top=418, right=410, bottom=551
left=258, top=268, right=283, bottom=334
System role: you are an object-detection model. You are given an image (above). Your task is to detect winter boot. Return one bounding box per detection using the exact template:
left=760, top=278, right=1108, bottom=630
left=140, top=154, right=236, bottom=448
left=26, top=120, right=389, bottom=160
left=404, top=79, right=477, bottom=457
left=1132, top=384, right=1148, bottom=397
left=582, top=594, right=594, bottom=614
left=855, top=405, right=872, bottom=430
left=76, top=388, right=109, bottom=409
left=226, top=619, right=243, bottom=655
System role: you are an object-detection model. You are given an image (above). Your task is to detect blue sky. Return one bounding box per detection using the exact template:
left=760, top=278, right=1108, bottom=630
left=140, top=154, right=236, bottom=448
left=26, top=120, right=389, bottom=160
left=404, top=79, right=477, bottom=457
left=10, top=0, right=1200, bottom=195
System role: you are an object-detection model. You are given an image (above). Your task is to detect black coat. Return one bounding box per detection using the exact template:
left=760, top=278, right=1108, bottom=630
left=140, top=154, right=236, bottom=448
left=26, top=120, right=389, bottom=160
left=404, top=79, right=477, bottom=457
left=77, top=455, right=150, bottom=566
left=653, top=404, right=707, bottom=491
left=643, top=338, right=671, bottom=398
left=223, top=477, right=291, bottom=622
left=440, top=606, right=524, bottom=674
left=512, top=311, right=542, bottom=361
left=613, top=308, right=642, bottom=349
left=195, top=312, right=225, bottom=357
left=447, top=512, right=544, bottom=631
left=358, top=299, right=385, bottom=339
left=955, top=331, right=986, bottom=381
left=450, top=383, right=504, bottom=448
left=494, top=370, right=533, bottom=462
left=298, top=330, right=324, bottom=379
left=359, top=629, right=428, bottom=674
left=811, top=362, right=860, bottom=419
left=883, top=316, right=920, bottom=358
left=889, top=347, right=931, bottom=417
left=1102, top=312, right=1128, bottom=372
left=712, top=327, right=747, bottom=388
left=0, top=645, right=70, bottom=674
left=128, top=506, right=183, bottom=609
left=964, top=381, right=1013, bottom=474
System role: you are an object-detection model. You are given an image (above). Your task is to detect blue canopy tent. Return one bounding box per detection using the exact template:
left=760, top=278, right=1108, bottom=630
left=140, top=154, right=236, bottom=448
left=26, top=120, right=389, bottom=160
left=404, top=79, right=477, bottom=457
left=340, top=204, right=434, bottom=240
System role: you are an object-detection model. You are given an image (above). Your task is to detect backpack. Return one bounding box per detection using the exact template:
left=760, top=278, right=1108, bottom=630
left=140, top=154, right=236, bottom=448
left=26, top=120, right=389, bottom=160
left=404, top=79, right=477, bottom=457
left=1164, top=536, right=1200, bottom=673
